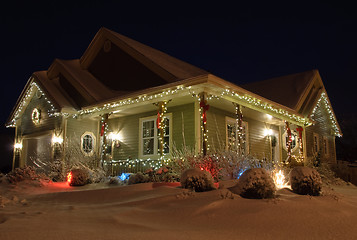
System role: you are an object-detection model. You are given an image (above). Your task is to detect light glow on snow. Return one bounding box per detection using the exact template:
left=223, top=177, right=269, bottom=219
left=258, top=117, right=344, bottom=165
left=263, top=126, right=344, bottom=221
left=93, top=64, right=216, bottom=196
left=67, top=172, right=73, bottom=185
left=273, top=170, right=290, bottom=189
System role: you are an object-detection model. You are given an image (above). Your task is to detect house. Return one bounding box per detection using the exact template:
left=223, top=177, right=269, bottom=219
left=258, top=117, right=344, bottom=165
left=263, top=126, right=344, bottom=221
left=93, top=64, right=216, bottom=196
left=6, top=28, right=342, bottom=175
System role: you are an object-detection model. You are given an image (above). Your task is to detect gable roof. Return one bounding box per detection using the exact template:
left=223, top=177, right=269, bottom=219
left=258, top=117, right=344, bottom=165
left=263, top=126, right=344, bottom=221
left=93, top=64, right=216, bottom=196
left=241, top=70, right=317, bottom=111
left=80, top=28, right=208, bottom=82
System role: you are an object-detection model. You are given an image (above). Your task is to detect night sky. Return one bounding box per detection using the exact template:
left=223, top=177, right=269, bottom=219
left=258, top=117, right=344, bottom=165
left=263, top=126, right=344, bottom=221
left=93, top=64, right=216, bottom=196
left=1, top=1, right=357, bottom=127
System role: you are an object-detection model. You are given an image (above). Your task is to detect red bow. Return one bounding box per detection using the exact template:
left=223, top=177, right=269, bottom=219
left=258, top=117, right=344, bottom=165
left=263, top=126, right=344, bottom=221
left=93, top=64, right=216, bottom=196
left=296, top=127, right=303, bottom=140
left=156, top=112, right=161, bottom=129
left=100, top=122, right=106, bottom=136
left=200, top=100, right=210, bottom=124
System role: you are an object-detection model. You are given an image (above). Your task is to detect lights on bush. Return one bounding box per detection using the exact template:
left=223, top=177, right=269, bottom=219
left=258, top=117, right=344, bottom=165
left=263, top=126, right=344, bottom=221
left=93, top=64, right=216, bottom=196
left=273, top=169, right=289, bottom=189
left=119, top=173, right=130, bottom=181
left=67, top=171, right=73, bottom=185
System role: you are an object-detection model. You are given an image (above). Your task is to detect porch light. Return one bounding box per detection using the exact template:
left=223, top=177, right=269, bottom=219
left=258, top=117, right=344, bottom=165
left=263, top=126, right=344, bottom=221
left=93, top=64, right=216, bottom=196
left=266, top=114, right=273, bottom=120
left=14, top=142, right=23, bottom=150
left=263, top=128, right=273, bottom=136
left=52, top=135, right=63, bottom=144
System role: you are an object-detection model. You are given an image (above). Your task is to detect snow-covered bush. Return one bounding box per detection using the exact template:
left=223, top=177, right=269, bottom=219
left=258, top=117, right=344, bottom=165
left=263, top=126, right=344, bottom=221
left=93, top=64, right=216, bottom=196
left=180, top=168, right=216, bottom=192
left=128, top=172, right=149, bottom=184
left=6, top=166, right=44, bottom=184
left=169, top=146, right=273, bottom=181
left=290, top=167, right=322, bottom=196
left=230, top=168, right=276, bottom=199
left=69, top=168, right=90, bottom=186
left=108, top=177, right=120, bottom=185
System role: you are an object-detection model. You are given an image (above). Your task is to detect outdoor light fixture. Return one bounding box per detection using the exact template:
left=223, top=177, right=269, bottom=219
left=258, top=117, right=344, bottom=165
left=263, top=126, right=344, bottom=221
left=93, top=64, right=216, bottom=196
left=108, top=132, right=122, bottom=147
left=266, top=114, right=273, bottom=120
left=14, top=142, right=23, bottom=150
left=263, top=128, right=273, bottom=136
left=52, top=135, right=63, bottom=144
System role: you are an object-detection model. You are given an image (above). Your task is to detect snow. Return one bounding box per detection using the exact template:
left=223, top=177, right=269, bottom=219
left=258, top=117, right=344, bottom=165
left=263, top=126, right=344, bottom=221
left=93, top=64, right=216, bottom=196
left=0, top=177, right=357, bottom=240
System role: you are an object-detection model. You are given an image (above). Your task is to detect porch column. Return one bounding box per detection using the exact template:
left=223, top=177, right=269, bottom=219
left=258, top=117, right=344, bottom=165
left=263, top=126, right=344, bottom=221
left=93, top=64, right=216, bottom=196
left=233, top=103, right=244, bottom=155
left=100, top=113, right=109, bottom=165
left=199, top=93, right=210, bottom=156
left=285, top=121, right=292, bottom=164
left=154, top=101, right=169, bottom=158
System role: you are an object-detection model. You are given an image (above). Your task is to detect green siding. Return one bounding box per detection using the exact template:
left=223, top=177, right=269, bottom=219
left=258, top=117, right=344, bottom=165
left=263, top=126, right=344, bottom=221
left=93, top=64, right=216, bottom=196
left=19, top=88, right=62, bottom=136
left=169, top=103, right=195, bottom=150
left=108, top=103, right=195, bottom=160
left=305, top=102, right=336, bottom=163
left=66, top=117, right=99, bottom=156
left=108, top=111, right=155, bottom=160
left=206, top=106, right=273, bottom=160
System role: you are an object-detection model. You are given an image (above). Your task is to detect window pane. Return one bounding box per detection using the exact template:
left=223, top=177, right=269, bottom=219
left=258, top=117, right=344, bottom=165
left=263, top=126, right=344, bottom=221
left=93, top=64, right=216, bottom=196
left=163, top=136, right=170, bottom=153
left=143, top=121, right=154, bottom=138
left=143, top=138, right=154, bottom=155
left=83, top=135, right=93, bottom=153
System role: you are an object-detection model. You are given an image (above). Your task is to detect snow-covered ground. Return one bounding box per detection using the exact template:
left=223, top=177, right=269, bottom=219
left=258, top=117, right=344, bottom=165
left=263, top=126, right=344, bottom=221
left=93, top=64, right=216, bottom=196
left=1, top=178, right=357, bottom=240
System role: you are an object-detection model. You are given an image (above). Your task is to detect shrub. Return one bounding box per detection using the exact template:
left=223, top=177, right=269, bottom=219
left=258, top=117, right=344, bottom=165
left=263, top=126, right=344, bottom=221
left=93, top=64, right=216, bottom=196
left=128, top=172, right=149, bottom=185
left=68, top=168, right=90, bottom=186
left=180, top=168, right=216, bottom=192
left=108, top=177, right=120, bottom=185
left=230, top=168, right=276, bottom=199
left=290, top=167, right=322, bottom=196
left=6, top=166, right=43, bottom=184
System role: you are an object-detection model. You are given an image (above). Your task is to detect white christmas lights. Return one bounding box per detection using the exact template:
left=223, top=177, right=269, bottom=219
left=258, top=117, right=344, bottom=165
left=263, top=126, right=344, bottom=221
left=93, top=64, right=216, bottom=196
left=310, top=92, right=341, bottom=137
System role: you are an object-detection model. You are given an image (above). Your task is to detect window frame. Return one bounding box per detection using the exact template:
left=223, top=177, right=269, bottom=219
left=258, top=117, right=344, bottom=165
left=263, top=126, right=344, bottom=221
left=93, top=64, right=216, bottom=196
left=139, top=113, right=172, bottom=159
left=225, top=117, right=249, bottom=154
left=80, top=131, right=96, bottom=156
left=323, top=136, right=329, bottom=156
left=282, top=129, right=299, bottom=152
left=313, top=132, right=320, bottom=154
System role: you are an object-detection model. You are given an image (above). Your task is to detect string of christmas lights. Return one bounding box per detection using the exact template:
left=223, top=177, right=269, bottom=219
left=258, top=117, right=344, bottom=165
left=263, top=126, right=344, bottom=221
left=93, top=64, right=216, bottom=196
left=310, top=92, right=341, bottom=137
left=7, top=79, right=59, bottom=127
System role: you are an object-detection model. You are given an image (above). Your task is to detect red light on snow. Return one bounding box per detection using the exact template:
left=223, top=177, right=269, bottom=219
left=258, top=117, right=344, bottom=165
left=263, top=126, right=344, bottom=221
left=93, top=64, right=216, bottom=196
left=67, top=172, right=72, bottom=185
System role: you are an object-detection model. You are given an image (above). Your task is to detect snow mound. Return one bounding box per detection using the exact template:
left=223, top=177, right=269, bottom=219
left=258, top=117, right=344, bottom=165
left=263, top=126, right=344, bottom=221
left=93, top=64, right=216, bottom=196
left=290, top=166, right=322, bottom=196
left=229, top=168, right=276, bottom=199
left=180, top=168, right=216, bottom=192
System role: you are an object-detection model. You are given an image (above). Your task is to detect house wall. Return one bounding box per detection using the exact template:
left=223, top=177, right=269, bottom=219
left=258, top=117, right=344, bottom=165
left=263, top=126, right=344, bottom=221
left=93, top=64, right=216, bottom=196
left=305, top=103, right=336, bottom=163
left=65, top=117, right=100, bottom=158
left=108, top=103, right=196, bottom=160
left=18, top=89, right=62, bottom=136
left=16, top=89, right=63, bottom=168
left=206, top=106, right=274, bottom=160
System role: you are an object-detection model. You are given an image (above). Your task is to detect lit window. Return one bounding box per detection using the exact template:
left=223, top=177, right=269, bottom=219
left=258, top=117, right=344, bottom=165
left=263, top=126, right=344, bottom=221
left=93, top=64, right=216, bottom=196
left=81, top=132, right=96, bottom=156
left=226, top=117, right=249, bottom=154
left=139, top=114, right=171, bottom=158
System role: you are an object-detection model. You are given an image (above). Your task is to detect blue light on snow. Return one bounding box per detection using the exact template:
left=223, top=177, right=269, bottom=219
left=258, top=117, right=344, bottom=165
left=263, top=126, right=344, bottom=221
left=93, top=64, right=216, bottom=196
left=237, top=169, right=247, bottom=179
left=119, top=173, right=130, bottom=181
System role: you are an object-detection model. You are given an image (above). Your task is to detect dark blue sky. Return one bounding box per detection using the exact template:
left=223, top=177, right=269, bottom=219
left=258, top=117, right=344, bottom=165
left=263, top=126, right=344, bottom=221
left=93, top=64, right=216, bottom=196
left=1, top=1, right=357, bottom=126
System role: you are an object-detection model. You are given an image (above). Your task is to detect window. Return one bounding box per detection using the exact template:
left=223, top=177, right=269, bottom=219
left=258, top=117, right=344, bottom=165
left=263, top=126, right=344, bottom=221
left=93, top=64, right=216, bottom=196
left=81, top=132, right=96, bottom=156
left=313, top=133, right=320, bottom=153
left=323, top=136, right=328, bottom=156
left=282, top=130, right=299, bottom=152
left=226, top=117, right=249, bottom=154
left=139, top=114, right=171, bottom=158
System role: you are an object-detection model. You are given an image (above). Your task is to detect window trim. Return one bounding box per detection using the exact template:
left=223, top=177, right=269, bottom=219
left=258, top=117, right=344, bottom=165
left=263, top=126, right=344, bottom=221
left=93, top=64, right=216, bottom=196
left=138, top=113, right=172, bottom=159
left=282, top=129, right=299, bottom=152
left=323, top=136, right=329, bottom=156
left=80, top=131, right=96, bottom=156
left=313, top=132, right=320, bottom=154
left=225, top=117, right=249, bottom=154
